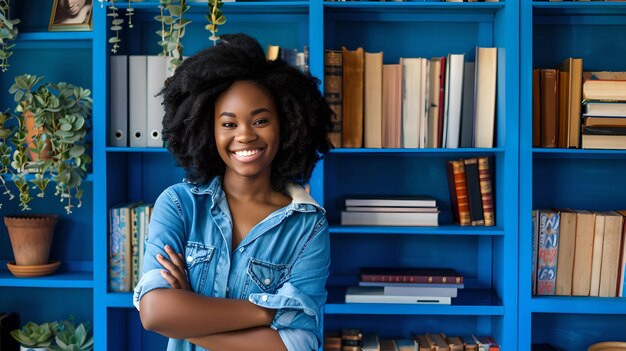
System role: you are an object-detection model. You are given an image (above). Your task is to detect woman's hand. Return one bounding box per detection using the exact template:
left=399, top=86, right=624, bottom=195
left=156, top=244, right=191, bottom=291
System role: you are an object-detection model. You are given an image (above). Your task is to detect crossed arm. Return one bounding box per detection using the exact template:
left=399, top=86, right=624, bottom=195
left=138, top=245, right=287, bottom=351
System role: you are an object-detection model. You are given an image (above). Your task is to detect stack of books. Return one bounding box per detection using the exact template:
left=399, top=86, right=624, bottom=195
left=340, top=196, right=439, bottom=226
left=446, top=156, right=495, bottom=226
left=581, top=73, right=626, bottom=150
left=345, top=267, right=464, bottom=305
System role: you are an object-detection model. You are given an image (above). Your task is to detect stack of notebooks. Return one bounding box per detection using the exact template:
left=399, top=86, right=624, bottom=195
left=340, top=196, right=439, bottom=226
left=345, top=267, right=464, bottom=305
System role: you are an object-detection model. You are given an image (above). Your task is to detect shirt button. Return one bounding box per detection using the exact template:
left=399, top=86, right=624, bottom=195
left=264, top=278, right=271, bottom=285
left=239, top=247, right=245, bottom=253
left=186, top=256, right=193, bottom=262
left=261, top=294, right=268, bottom=302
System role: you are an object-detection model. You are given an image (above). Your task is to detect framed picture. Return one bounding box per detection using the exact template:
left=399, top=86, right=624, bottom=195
left=49, top=0, right=93, bottom=31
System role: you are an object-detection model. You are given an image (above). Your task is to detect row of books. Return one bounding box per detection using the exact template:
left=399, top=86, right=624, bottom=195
left=326, top=0, right=500, bottom=2
left=446, top=157, right=495, bottom=226
left=324, top=46, right=497, bottom=149
left=532, top=58, right=626, bottom=150
left=345, top=267, right=464, bottom=305
left=532, top=209, right=626, bottom=297
left=109, top=202, right=153, bottom=292
left=340, top=196, right=439, bottom=226
left=324, top=330, right=500, bottom=351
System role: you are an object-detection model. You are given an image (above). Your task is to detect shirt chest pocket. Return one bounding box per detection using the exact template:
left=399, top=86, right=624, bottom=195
left=184, top=242, right=216, bottom=294
left=243, top=258, right=291, bottom=297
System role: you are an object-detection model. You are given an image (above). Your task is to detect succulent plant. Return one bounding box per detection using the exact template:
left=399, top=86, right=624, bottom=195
left=10, top=321, right=58, bottom=348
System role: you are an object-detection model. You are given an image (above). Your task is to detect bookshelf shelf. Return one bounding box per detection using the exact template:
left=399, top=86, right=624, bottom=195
left=16, top=32, right=94, bottom=42
left=329, top=225, right=505, bottom=236
left=530, top=297, right=626, bottom=314
left=325, top=288, right=504, bottom=316
left=533, top=148, right=626, bottom=160
left=106, top=147, right=168, bottom=153
left=105, top=293, right=135, bottom=308
left=329, top=148, right=505, bottom=155
left=0, top=270, right=93, bottom=288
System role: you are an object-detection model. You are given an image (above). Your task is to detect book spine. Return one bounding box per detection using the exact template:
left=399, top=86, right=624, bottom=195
left=131, top=206, right=140, bottom=289
left=532, top=210, right=539, bottom=295
left=360, top=274, right=463, bottom=285
left=464, top=158, right=485, bottom=226
left=446, top=161, right=460, bottom=224
left=477, top=156, right=495, bottom=226
left=536, top=210, right=560, bottom=295
left=324, top=50, right=343, bottom=148
left=450, top=159, right=471, bottom=226
left=342, top=46, right=365, bottom=148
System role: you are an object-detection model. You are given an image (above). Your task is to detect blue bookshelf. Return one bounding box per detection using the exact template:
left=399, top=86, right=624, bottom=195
left=0, top=0, right=524, bottom=350
left=519, top=1, right=626, bottom=350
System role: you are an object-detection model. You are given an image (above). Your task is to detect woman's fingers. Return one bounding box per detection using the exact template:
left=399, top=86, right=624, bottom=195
left=156, top=245, right=190, bottom=290
left=160, top=270, right=181, bottom=289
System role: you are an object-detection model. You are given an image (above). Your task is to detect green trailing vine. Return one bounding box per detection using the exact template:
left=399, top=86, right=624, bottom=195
left=0, top=0, right=20, bottom=72
left=206, top=0, right=226, bottom=46
left=105, top=0, right=135, bottom=54
left=156, top=0, right=191, bottom=73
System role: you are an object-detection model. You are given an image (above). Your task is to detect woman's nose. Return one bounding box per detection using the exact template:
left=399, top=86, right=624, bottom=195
left=235, top=127, right=258, bottom=143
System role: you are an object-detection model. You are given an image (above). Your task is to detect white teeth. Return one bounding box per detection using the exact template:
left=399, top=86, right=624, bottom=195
left=234, top=149, right=260, bottom=157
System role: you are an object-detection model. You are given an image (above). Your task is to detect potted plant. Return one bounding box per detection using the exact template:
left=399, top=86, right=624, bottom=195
left=1, top=74, right=92, bottom=214
left=10, top=321, right=58, bottom=351
left=0, top=0, right=20, bottom=72
left=51, top=320, right=93, bottom=351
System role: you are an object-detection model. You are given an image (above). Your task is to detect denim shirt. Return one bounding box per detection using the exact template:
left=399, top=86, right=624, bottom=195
left=133, top=176, right=330, bottom=351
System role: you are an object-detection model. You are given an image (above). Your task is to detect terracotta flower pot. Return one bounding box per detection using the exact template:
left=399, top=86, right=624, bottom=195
left=23, top=111, right=52, bottom=162
left=4, top=215, right=58, bottom=266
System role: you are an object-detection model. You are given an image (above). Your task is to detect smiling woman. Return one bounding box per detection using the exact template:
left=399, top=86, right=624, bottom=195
left=49, top=0, right=92, bottom=31
left=132, top=33, right=335, bottom=351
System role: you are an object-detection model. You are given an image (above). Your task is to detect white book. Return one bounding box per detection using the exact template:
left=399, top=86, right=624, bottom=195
left=443, top=53, right=465, bottom=148
left=341, top=211, right=438, bottom=227
left=345, top=197, right=437, bottom=207
left=401, top=57, right=422, bottom=148
left=146, top=56, right=168, bottom=148
left=345, top=286, right=451, bottom=304
left=383, top=285, right=458, bottom=297
left=584, top=102, right=626, bottom=117
left=345, top=206, right=439, bottom=213
left=110, top=55, right=128, bottom=147
left=129, top=55, right=148, bottom=147
left=473, top=47, right=498, bottom=148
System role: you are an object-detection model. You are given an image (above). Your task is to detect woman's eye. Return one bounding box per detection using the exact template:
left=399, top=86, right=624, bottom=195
left=222, top=122, right=237, bottom=128
left=253, top=118, right=269, bottom=125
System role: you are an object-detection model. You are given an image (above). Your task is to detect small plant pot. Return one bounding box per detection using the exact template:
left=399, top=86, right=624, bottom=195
left=4, top=215, right=58, bottom=267
left=23, top=111, right=52, bottom=162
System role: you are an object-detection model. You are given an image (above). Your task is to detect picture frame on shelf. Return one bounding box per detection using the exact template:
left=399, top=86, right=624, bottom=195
left=48, top=0, right=93, bottom=32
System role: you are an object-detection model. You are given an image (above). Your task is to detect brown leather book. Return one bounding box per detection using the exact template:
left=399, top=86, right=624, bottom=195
left=413, top=334, right=435, bottom=351
left=325, top=49, right=343, bottom=148
left=540, top=68, right=559, bottom=147
left=559, top=57, right=583, bottom=148
left=441, top=334, right=464, bottom=351
left=558, top=70, right=569, bottom=147
left=382, top=64, right=402, bottom=148
left=477, top=156, right=495, bottom=226
left=364, top=51, right=383, bottom=148
left=342, top=46, right=364, bottom=148
left=532, top=68, right=541, bottom=147
left=428, top=333, right=450, bottom=351
left=464, top=157, right=485, bottom=226
left=447, top=159, right=471, bottom=226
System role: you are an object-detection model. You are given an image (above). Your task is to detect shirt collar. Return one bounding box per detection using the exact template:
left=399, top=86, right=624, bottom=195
left=186, top=177, right=324, bottom=213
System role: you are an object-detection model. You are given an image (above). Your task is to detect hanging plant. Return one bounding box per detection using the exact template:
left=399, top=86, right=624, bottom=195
left=206, top=0, right=226, bottom=47
left=156, top=0, right=191, bottom=73
left=0, top=0, right=20, bottom=72
left=104, top=0, right=135, bottom=54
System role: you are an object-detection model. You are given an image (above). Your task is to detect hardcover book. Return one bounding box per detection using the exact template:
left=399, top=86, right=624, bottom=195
left=324, top=49, right=343, bottom=148
left=360, top=267, right=463, bottom=284
left=540, top=68, right=559, bottom=148
left=345, top=196, right=437, bottom=208
left=447, top=159, right=471, bottom=226
left=342, top=46, right=365, bottom=148
left=340, top=211, right=439, bottom=227
left=536, top=210, right=560, bottom=295
left=477, top=156, right=495, bottom=226
left=346, top=286, right=452, bottom=304
left=464, top=158, right=485, bottom=226
left=555, top=210, right=576, bottom=296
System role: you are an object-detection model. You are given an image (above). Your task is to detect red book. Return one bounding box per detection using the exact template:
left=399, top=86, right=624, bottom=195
left=359, top=267, right=464, bottom=285
left=477, top=156, right=495, bottom=226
